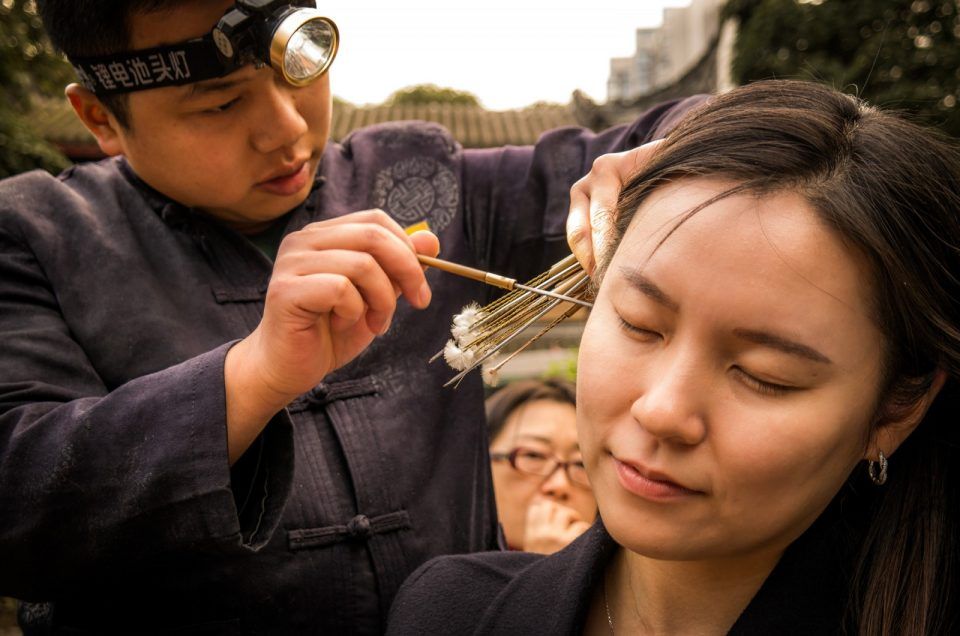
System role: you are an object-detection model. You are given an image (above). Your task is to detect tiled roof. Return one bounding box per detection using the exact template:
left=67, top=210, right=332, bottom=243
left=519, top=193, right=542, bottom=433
left=29, top=97, right=582, bottom=161
left=332, top=102, right=580, bottom=147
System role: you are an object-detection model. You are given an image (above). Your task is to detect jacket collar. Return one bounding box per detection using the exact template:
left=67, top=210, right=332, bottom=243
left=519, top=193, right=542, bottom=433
left=478, top=520, right=614, bottom=634
left=479, top=510, right=849, bottom=635
left=115, top=157, right=192, bottom=227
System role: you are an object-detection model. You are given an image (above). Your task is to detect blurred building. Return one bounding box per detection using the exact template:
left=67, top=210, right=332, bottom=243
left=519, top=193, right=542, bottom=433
left=607, top=0, right=727, bottom=103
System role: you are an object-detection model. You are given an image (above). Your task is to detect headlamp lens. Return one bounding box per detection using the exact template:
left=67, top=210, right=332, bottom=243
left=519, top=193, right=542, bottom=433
left=269, top=10, right=339, bottom=86
left=283, top=18, right=337, bottom=83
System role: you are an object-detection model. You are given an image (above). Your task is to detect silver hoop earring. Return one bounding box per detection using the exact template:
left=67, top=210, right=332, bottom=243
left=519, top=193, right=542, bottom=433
left=867, top=450, right=888, bottom=486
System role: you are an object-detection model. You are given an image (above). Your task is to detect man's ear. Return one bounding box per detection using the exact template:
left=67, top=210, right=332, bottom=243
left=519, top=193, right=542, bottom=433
left=866, top=369, right=947, bottom=460
left=65, top=83, right=125, bottom=157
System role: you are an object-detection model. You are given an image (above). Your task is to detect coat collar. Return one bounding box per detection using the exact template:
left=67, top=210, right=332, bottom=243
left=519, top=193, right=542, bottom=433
left=478, top=509, right=850, bottom=635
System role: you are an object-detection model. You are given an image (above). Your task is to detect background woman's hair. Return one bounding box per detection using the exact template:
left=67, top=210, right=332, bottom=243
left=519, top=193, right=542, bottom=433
left=603, top=79, right=960, bottom=636
left=485, top=378, right=576, bottom=442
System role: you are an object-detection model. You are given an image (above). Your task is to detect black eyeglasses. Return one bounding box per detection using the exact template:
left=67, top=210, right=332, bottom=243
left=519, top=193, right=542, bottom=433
left=490, top=447, right=591, bottom=488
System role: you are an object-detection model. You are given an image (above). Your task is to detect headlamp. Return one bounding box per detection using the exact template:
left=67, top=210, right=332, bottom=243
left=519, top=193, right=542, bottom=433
left=70, top=0, right=339, bottom=95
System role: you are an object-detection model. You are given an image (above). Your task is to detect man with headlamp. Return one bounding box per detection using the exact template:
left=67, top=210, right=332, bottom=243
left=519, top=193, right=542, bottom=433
left=0, top=0, right=703, bottom=632
left=71, top=0, right=339, bottom=94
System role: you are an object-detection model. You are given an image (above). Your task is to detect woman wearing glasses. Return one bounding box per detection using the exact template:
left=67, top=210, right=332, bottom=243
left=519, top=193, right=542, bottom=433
left=387, top=80, right=960, bottom=635
left=486, top=379, right=597, bottom=553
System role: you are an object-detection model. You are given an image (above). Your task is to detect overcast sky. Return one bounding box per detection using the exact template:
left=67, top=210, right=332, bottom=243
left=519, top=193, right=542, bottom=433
left=318, top=1, right=692, bottom=109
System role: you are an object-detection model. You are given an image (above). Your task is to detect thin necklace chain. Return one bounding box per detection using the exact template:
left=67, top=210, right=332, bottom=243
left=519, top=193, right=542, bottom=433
left=603, top=572, right=615, bottom=634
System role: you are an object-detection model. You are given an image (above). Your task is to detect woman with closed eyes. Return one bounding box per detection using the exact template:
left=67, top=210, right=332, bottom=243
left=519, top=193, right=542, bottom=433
left=385, top=79, right=960, bottom=636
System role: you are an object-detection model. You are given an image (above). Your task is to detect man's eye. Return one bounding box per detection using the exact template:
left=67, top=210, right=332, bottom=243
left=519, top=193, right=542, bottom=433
left=205, top=97, right=240, bottom=114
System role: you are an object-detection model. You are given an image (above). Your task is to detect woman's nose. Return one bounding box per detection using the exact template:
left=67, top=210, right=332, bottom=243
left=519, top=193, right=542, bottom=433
left=630, top=351, right=707, bottom=446
left=539, top=464, right=573, bottom=501
left=251, top=81, right=309, bottom=154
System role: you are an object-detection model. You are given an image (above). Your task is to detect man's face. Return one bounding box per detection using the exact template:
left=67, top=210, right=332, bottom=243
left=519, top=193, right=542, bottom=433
left=113, top=1, right=332, bottom=232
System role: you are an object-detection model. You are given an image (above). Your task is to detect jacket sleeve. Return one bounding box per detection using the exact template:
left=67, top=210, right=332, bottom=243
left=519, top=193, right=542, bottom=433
left=461, top=95, right=708, bottom=281
left=0, top=219, right=293, bottom=600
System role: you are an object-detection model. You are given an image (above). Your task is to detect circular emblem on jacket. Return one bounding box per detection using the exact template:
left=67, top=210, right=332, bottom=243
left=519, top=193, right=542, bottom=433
left=372, top=156, right=459, bottom=232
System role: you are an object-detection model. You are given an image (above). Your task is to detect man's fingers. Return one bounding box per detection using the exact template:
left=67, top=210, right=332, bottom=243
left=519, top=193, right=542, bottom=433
left=287, top=249, right=398, bottom=320
left=585, top=158, right=623, bottom=270
left=409, top=230, right=440, bottom=259
left=632, top=137, right=665, bottom=168
left=289, top=223, right=430, bottom=309
left=275, top=272, right=366, bottom=330
left=566, top=186, right=593, bottom=273
left=302, top=208, right=416, bottom=251
left=567, top=140, right=667, bottom=276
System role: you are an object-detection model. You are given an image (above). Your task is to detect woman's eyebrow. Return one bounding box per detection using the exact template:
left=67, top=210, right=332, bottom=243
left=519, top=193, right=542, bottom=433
left=733, top=328, right=833, bottom=364
left=618, top=267, right=679, bottom=311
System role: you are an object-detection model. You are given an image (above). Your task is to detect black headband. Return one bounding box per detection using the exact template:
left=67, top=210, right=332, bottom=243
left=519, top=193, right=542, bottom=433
left=71, top=37, right=237, bottom=96
left=70, top=0, right=324, bottom=96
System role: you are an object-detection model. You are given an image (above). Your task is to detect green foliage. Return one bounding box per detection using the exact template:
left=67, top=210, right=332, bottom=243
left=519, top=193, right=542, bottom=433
left=386, top=83, right=481, bottom=107
left=0, top=109, right=70, bottom=176
left=543, top=349, right=578, bottom=383
left=0, top=0, right=73, bottom=177
left=725, top=0, right=960, bottom=136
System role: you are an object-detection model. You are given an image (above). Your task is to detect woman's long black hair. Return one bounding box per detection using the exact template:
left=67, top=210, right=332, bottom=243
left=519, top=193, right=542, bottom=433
left=604, top=79, right=960, bottom=635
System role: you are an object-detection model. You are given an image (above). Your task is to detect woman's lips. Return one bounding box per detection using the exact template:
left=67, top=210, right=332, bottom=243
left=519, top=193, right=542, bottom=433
left=613, top=457, right=703, bottom=501
left=256, top=161, right=310, bottom=196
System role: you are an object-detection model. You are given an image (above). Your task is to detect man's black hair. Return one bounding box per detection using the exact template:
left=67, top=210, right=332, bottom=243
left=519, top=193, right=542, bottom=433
left=37, top=0, right=194, bottom=127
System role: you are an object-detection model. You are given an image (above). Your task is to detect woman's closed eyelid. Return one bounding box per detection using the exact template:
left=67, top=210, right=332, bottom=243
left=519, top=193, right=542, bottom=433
left=617, top=315, right=662, bottom=340
left=612, top=305, right=807, bottom=395
left=732, top=366, right=798, bottom=396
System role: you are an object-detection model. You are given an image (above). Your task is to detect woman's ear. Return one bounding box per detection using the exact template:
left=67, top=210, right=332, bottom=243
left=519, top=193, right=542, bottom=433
left=866, top=369, right=947, bottom=460
left=65, top=83, right=125, bottom=157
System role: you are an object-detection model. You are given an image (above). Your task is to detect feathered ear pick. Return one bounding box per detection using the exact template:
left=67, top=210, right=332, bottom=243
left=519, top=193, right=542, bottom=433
left=424, top=254, right=592, bottom=386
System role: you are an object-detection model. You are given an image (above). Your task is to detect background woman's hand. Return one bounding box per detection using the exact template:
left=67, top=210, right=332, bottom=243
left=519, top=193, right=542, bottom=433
left=523, top=497, right=592, bottom=555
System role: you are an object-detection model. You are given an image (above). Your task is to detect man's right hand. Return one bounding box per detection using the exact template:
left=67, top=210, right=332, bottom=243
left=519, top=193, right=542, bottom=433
left=223, top=209, right=439, bottom=463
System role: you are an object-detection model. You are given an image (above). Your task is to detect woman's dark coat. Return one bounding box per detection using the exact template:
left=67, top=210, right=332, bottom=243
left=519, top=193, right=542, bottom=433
left=387, top=513, right=851, bottom=635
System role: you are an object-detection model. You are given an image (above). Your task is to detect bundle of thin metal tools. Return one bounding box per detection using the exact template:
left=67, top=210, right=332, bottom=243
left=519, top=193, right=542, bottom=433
left=418, top=253, right=593, bottom=386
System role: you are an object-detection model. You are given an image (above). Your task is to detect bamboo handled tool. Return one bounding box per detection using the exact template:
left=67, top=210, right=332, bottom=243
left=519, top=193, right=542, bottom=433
left=417, top=254, right=593, bottom=309
left=420, top=253, right=594, bottom=387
